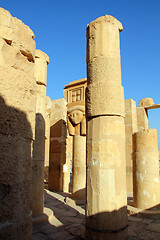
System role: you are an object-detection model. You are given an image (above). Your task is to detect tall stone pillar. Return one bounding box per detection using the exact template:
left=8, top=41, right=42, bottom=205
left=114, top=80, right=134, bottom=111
left=32, top=50, right=49, bottom=220
left=0, top=8, right=36, bottom=239
left=48, top=98, right=69, bottom=192
left=72, top=135, right=86, bottom=199
left=86, top=15, right=127, bottom=240
left=63, top=135, right=72, bottom=192
left=67, top=102, right=86, bottom=199
left=133, top=129, right=160, bottom=209
left=125, top=99, right=138, bottom=194
left=44, top=96, right=52, bottom=182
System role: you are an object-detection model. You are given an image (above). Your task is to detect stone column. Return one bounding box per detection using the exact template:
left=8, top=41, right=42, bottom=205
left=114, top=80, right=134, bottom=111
left=32, top=50, right=49, bottom=220
left=125, top=99, right=138, bottom=194
left=72, top=135, right=86, bottom=199
left=67, top=102, right=86, bottom=199
left=86, top=15, right=127, bottom=240
left=48, top=98, right=69, bottom=192
left=44, top=96, right=52, bottom=182
left=63, top=135, right=72, bottom=192
left=0, top=8, right=36, bottom=239
left=133, top=129, right=160, bottom=209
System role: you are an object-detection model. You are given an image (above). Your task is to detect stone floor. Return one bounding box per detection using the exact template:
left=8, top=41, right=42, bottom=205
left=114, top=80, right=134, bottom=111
left=33, top=190, right=160, bottom=240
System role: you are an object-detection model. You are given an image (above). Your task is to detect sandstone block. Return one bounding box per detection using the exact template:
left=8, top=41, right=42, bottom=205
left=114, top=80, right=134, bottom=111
left=0, top=38, right=35, bottom=75
left=0, top=137, right=32, bottom=223
left=0, top=66, right=36, bottom=139
left=0, top=7, right=13, bottom=42
left=138, top=98, right=154, bottom=107
left=34, top=49, right=49, bottom=86
left=0, top=8, right=35, bottom=62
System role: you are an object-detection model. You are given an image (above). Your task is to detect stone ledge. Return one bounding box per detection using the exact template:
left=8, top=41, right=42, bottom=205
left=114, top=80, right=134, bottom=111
left=127, top=204, right=160, bottom=219
left=64, top=196, right=85, bottom=206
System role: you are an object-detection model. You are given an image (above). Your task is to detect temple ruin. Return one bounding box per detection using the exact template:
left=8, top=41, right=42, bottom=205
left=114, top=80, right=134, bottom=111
left=0, top=7, right=160, bottom=240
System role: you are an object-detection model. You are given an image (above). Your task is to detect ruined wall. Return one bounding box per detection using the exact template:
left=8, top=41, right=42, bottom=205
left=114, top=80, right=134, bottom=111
left=48, top=98, right=70, bottom=192
left=0, top=8, right=36, bottom=239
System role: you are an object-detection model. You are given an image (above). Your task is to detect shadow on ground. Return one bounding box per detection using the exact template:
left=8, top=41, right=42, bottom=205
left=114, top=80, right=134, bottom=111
left=33, top=190, right=85, bottom=240
left=33, top=190, right=160, bottom=240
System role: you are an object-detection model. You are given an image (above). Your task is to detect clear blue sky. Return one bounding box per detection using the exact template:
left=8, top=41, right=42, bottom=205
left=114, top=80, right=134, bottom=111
left=1, top=0, right=160, bottom=148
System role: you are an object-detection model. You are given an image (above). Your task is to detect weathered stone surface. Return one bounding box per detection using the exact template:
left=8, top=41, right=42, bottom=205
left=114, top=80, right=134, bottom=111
left=86, top=117, right=128, bottom=238
left=44, top=96, right=52, bottom=181
left=0, top=8, right=36, bottom=239
left=0, top=216, right=32, bottom=240
left=0, top=38, right=35, bottom=75
left=0, top=8, right=35, bottom=62
left=0, top=138, right=32, bottom=221
left=63, top=135, right=72, bottom=192
left=86, top=15, right=127, bottom=239
left=48, top=98, right=69, bottom=192
left=67, top=102, right=86, bottom=136
left=72, top=135, right=86, bottom=200
left=67, top=98, right=86, bottom=199
left=137, top=107, right=148, bottom=131
left=63, top=78, right=87, bottom=103
left=86, top=116, right=127, bottom=219
left=86, top=15, right=125, bottom=117
left=125, top=99, right=138, bottom=193
left=34, top=50, right=49, bottom=86
left=138, top=98, right=154, bottom=107
left=35, top=85, right=47, bottom=117
left=32, top=159, right=45, bottom=217
left=0, top=7, right=13, bottom=41
left=32, top=49, right=48, bottom=218
left=133, top=129, right=160, bottom=209
left=0, top=66, right=36, bottom=139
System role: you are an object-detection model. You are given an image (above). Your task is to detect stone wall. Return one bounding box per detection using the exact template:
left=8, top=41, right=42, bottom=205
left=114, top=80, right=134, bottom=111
left=0, top=7, right=36, bottom=239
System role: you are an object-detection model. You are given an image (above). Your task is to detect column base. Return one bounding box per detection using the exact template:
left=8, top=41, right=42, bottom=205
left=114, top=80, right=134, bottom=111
left=85, top=225, right=128, bottom=240
left=32, top=207, right=53, bottom=225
